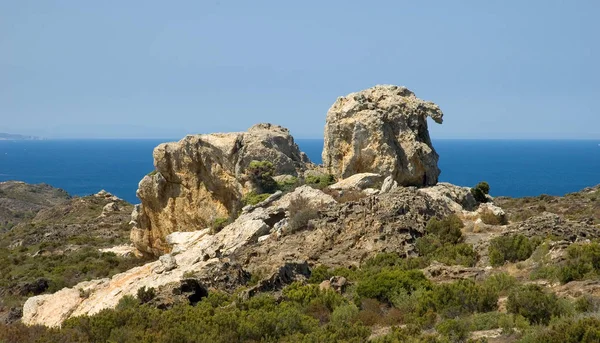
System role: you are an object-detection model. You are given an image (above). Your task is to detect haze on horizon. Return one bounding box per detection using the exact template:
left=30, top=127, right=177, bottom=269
left=1, top=1, right=598, bottom=140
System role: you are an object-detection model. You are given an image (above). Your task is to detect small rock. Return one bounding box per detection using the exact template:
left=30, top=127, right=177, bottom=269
left=156, top=254, right=177, bottom=274
left=319, top=280, right=331, bottom=291
left=380, top=175, right=398, bottom=193
left=257, top=235, right=270, bottom=243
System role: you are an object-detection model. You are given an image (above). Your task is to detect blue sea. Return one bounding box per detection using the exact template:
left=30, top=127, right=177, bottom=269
left=0, top=139, right=598, bottom=203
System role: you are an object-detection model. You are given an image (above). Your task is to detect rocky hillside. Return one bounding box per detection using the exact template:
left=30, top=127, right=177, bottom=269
left=0, top=188, right=150, bottom=325
left=0, top=181, right=70, bottom=232
left=3, top=86, right=600, bottom=342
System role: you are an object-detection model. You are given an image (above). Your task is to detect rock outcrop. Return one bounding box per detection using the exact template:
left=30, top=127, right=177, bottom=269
left=23, top=186, right=458, bottom=327
left=131, top=123, right=310, bottom=256
left=322, top=85, right=443, bottom=186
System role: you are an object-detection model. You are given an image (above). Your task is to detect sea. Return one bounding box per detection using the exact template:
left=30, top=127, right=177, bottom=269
left=0, top=139, right=598, bottom=204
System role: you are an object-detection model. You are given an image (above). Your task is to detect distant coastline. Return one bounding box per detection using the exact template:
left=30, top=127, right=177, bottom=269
left=0, top=133, right=43, bottom=140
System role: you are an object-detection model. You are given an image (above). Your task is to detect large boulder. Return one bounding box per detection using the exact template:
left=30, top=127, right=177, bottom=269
left=131, top=123, right=310, bottom=256
left=322, top=85, right=443, bottom=186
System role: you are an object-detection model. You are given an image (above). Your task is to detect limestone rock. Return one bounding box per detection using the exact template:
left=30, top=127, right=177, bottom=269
left=478, top=203, right=505, bottom=216
left=422, top=261, right=488, bottom=282
left=237, top=187, right=453, bottom=271
left=273, top=185, right=336, bottom=209
left=155, top=254, right=178, bottom=274
left=322, top=85, right=443, bottom=186
left=329, top=173, right=383, bottom=191
left=22, top=203, right=283, bottom=327
left=380, top=175, right=399, bottom=193
left=419, top=182, right=478, bottom=212
left=131, top=123, right=309, bottom=256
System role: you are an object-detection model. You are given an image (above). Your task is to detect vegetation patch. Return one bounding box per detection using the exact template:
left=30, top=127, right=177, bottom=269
left=488, top=234, right=540, bottom=267
left=286, top=196, right=320, bottom=234
left=471, top=181, right=490, bottom=203
left=305, top=174, right=336, bottom=189
left=415, top=215, right=478, bottom=267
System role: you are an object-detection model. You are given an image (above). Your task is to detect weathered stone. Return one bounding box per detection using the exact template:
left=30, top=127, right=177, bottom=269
left=155, top=254, right=178, bottom=274
left=420, top=182, right=478, bottom=212
left=323, top=85, right=443, bottom=186
left=131, top=123, right=310, bottom=256
left=329, top=173, right=383, bottom=191
left=507, top=213, right=600, bottom=241
left=273, top=185, right=336, bottom=210
left=380, top=175, right=398, bottom=193
left=422, top=261, right=488, bottom=282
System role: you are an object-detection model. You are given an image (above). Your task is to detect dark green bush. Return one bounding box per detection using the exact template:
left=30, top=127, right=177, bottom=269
left=276, top=176, right=299, bottom=193
left=471, top=181, right=490, bottom=203
left=211, top=217, right=230, bottom=234
left=507, top=284, right=561, bottom=325
left=488, top=234, right=539, bottom=267
left=246, top=160, right=277, bottom=194
left=356, top=269, right=431, bottom=304
left=415, top=215, right=477, bottom=267
left=519, top=316, right=600, bottom=343
left=242, top=191, right=270, bottom=206
left=425, top=215, right=465, bottom=244
left=436, top=318, right=470, bottom=343
left=305, top=174, right=336, bottom=189
left=426, top=279, right=498, bottom=318
left=136, top=286, right=155, bottom=304
left=557, top=242, right=600, bottom=283
left=308, top=265, right=333, bottom=284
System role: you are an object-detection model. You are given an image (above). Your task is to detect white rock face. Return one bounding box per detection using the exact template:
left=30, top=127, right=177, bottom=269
left=323, top=85, right=443, bottom=187
left=22, top=205, right=282, bottom=327
left=272, top=185, right=336, bottom=209
left=419, top=182, right=478, bottom=212
left=131, top=123, right=310, bottom=256
left=380, top=175, right=399, bottom=193
left=329, top=173, right=382, bottom=191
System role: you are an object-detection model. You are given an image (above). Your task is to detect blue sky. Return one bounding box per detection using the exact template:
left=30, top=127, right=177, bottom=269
left=1, top=1, right=598, bottom=139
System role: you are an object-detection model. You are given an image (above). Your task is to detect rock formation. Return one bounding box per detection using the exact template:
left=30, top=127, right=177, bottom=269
left=22, top=186, right=456, bottom=327
left=131, top=123, right=310, bottom=256
left=322, top=85, right=443, bottom=186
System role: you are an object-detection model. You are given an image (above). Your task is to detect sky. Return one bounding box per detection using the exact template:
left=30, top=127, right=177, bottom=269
left=1, top=1, right=598, bottom=139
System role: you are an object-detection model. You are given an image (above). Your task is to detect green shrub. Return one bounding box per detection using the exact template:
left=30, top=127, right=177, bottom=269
left=211, top=217, right=230, bottom=234
left=247, top=160, right=277, bottom=194
left=507, top=284, right=561, bottom=325
left=519, top=316, right=600, bottom=343
left=488, top=234, right=539, bottom=267
left=483, top=273, right=517, bottom=294
left=436, top=318, right=470, bottom=343
left=308, top=265, right=332, bottom=284
left=425, top=214, right=465, bottom=244
left=147, top=169, right=158, bottom=176
left=430, top=243, right=479, bottom=267
left=574, top=295, right=600, bottom=313
left=356, top=269, right=431, bottom=304
left=471, top=181, right=490, bottom=203
left=427, top=279, right=498, bottom=318
left=305, top=174, right=336, bottom=189
left=415, top=215, right=477, bottom=267
left=557, top=242, right=600, bottom=283
left=242, top=191, right=271, bottom=206
left=276, top=176, right=299, bottom=193
left=136, top=286, right=156, bottom=304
